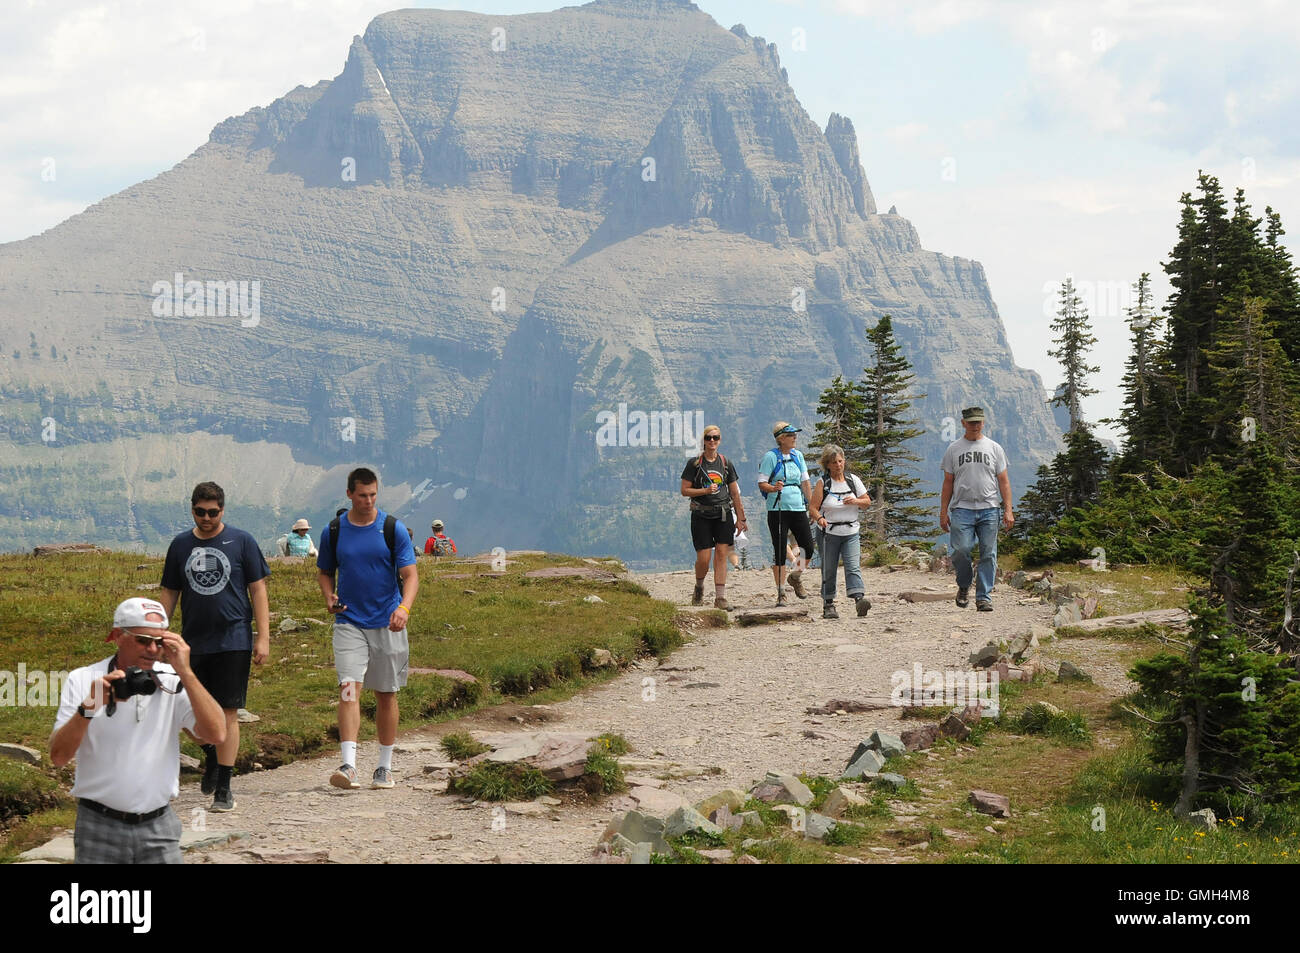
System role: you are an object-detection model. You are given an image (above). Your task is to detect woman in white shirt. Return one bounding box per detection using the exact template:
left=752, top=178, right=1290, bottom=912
left=808, top=445, right=872, bottom=620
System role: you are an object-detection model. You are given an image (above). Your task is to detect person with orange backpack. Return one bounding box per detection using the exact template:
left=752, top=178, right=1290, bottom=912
left=680, top=424, right=748, bottom=611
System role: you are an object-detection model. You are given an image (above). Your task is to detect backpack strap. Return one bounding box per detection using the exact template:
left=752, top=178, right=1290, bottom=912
left=328, top=513, right=400, bottom=574
left=328, top=515, right=340, bottom=571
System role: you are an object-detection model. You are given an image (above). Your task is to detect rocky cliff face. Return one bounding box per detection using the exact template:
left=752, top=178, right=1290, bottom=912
left=0, top=0, right=1060, bottom=565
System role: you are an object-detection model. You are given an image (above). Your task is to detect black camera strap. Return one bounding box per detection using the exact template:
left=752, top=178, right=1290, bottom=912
left=103, top=655, right=184, bottom=718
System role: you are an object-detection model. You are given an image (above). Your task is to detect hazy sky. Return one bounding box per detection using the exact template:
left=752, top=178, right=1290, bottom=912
left=5, top=0, right=1298, bottom=440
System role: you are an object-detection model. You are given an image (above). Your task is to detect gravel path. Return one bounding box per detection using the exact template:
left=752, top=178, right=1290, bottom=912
left=182, top=565, right=1058, bottom=864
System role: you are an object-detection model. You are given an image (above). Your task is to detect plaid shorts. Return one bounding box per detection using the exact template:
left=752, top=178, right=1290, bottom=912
left=74, top=801, right=183, bottom=864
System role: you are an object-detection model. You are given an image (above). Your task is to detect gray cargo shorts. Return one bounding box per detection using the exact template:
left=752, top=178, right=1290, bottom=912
left=332, top=621, right=409, bottom=693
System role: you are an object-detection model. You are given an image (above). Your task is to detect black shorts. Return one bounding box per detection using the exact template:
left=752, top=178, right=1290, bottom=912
left=691, top=513, right=736, bottom=552
left=189, top=651, right=252, bottom=709
left=768, top=510, right=814, bottom=566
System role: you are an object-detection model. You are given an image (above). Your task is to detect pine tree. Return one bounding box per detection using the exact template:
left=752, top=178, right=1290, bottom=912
left=813, top=374, right=866, bottom=469
left=1047, top=277, right=1100, bottom=433
left=858, top=315, right=933, bottom=541
left=1112, top=273, right=1177, bottom=469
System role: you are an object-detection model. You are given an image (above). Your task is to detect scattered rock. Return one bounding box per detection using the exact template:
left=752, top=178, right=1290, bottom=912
left=969, top=643, right=1000, bottom=667
left=1023, top=700, right=1064, bottom=720
left=969, top=790, right=1011, bottom=818
left=736, top=606, right=811, bottom=626
left=1008, top=570, right=1028, bottom=589
left=804, top=812, right=837, bottom=840
left=736, top=811, right=764, bottom=830
left=135, top=583, right=160, bottom=591
left=897, top=590, right=955, bottom=603
left=694, top=789, right=746, bottom=818
left=1187, top=808, right=1217, bottom=831
left=1007, top=630, right=1039, bottom=662
left=664, top=806, right=722, bottom=839
left=179, top=752, right=200, bottom=772
left=749, top=771, right=814, bottom=806
left=1052, top=601, right=1083, bottom=628
left=476, top=730, right=594, bottom=780
left=1057, top=660, right=1093, bottom=683
left=1081, top=596, right=1099, bottom=619
left=875, top=773, right=909, bottom=791
left=938, top=713, right=971, bottom=741
left=868, top=729, right=906, bottom=759
left=900, top=724, right=940, bottom=751
left=805, top=699, right=889, bottom=715
left=590, top=648, right=616, bottom=668
left=583, top=595, right=605, bottom=604
left=695, top=848, right=734, bottom=863
left=33, top=543, right=102, bottom=556
left=630, top=786, right=691, bottom=816
left=843, top=748, right=886, bottom=779
left=600, top=811, right=672, bottom=855
left=821, top=786, right=867, bottom=818
left=0, top=743, right=40, bottom=765
left=737, top=853, right=763, bottom=864
left=243, top=849, right=330, bottom=863
left=277, top=617, right=309, bottom=633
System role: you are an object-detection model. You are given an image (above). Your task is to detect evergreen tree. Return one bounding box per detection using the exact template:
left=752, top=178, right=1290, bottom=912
left=1132, top=599, right=1300, bottom=811
left=1112, top=273, right=1176, bottom=470
left=1046, top=277, right=1100, bottom=433
left=858, top=315, right=933, bottom=541
left=812, top=374, right=866, bottom=469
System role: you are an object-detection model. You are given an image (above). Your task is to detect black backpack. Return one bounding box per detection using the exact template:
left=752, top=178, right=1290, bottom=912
left=327, top=512, right=402, bottom=585
left=818, top=471, right=867, bottom=525
left=688, top=453, right=732, bottom=520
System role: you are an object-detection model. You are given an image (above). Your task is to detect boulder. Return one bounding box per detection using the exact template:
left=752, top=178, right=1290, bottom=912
left=736, top=811, right=764, bottom=830
left=477, top=730, right=594, bottom=780
left=1008, top=570, right=1028, bottom=589
left=969, top=790, right=1011, bottom=818
left=1023, top=700, right=1064, bottom=719
left=1187, top=808, right=1217, bottom=831
left=590, top=648, right=616, bottom=668
left=970, top=643, right=1000, bottom=667
left=694, top=789, right=746, bottom=818
left=664, top=806, right=722, bottom=839
left=821, top=786, right=868, bottom=818
left=843, top=749, right=886, bottom=779
left=875, top=773, right=909, bottom=791
left=631, top=786, right=691, bottom=816
left=601, top=810, right=672, bottom=855
left=900, top=724, right=940, bottom=750
left=939, top=713, right=971, bottom=741
left=0, top=743, right=41, bottom=765
left=868, top=729, right=906, bottom=759
left=1053, top=601, right=1083, bottom=628
left=804, top=812, right=837, bottom=840
left=1057, top=661, right=1093, bottom=683
left=750, top=771, right=814, bottom=806
left=1008, top=631, right=1039, bottom=662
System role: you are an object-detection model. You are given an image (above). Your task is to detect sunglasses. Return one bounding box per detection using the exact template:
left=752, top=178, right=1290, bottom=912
left=132, top=634, right=164, bottom=647
left=192, top=506, right=222, bottom=518
left=704, top=435, right=721, bottom=442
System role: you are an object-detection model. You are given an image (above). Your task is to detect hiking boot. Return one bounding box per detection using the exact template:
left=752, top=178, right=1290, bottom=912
left=822, top=601, right=839, bottom=620
left=788, top=571, right=808, bottom=599
left=210, top=789, right=236, bottom=813
left=370, top=767, right=395, bottom=789
left=200, top=755, right=220, bottom=796
left=856, top=597, right=872, bottom=617
left=977, top=600, right=994, bottom=612
left=714, top=596, right=731, bottom=611
left=955, top=586, right=970, bottom=608
left=330, top=764, right=360, bottom=790
left=776, top=591, right=788, bottom=607
left=691, top=581, right=704, bottom=606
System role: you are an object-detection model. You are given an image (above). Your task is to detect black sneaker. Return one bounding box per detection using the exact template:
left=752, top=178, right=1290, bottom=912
left=856, top=597, right=871, bottom=617
left=977, top=601, right=993, bottom=612
left=210, top=789, right=236, bottom=812
left=956, top=587, right=970, bottom=608
left=201, top=756, right=220, bottom=796
left=822, top=602, right=839, bottom=619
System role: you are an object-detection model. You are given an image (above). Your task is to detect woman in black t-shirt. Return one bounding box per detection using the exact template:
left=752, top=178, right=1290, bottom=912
left=680, top=425, right=749, bottom=610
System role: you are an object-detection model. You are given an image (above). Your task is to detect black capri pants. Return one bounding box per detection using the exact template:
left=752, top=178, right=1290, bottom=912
left=768, top=509, right=814, bottom=567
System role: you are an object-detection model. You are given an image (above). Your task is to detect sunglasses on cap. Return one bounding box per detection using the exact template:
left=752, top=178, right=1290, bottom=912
left=192, top=506, right=222, bottom=518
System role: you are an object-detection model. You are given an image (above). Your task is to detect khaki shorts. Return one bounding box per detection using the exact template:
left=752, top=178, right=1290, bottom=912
left=332, top=622, right=409, bottom=693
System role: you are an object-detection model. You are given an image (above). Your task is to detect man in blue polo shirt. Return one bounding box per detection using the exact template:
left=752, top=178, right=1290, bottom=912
left=317, top=466, right=419, bottom=791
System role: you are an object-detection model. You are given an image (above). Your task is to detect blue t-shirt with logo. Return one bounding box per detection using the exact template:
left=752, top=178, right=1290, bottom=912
left=316, top=510, right=417, bottom=629
left=161, top=526, right=270, bottom=655
left=759, top=449, right=809, bottom=511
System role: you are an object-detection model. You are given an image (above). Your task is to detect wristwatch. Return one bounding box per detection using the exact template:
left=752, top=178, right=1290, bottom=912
left=76, top=703, right=94, bottom=719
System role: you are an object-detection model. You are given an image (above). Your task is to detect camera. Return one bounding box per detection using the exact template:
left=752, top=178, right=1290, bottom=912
left=112, top=666, right=160, bottom=700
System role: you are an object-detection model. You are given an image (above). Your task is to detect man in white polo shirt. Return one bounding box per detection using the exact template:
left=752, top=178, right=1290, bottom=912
left=50, top=597, right=226, bottom=864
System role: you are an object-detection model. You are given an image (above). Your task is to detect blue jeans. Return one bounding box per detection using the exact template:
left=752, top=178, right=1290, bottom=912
left=819, top=530, right=864, bottom=601
left=949, top=506, right=1000, bottom=603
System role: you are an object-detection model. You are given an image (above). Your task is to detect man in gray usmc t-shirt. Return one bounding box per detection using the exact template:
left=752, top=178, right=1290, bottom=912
left=939, top=407, right=1014, bottom=611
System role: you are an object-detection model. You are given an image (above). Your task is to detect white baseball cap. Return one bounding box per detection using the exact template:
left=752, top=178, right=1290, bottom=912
left=112, top=597, right=169, bottom=631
